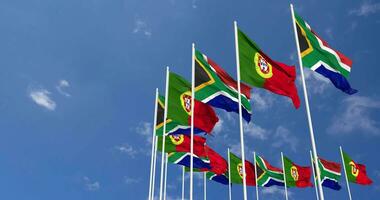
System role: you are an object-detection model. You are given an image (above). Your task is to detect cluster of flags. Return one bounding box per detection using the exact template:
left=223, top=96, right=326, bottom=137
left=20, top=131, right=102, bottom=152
left=147, top=4, right=372, bottom=200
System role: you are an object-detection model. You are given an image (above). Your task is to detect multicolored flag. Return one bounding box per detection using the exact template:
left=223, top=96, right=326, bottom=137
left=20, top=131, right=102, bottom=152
left=255, top=155, right=284, bottom=187
left=237, top=28, right=301, bottom=108
left=167, top=152, right=211, bottom=171
left=229, top=152, right=256, bottom=186
left=195, top=50, right=252, bottom=122
left=204, top=146, right=228, bottom=175
left=318, top=158, right=342, bottom=190
left=167, top=72, right=219, bottom=133
left=294, top=12, right=357, bottom=95
left=207, top=172, right=229, bottom=185
left=342, top=150, right=373, bottom=185
left=156, top=134, right=206, bottom=156
left=283, top=155, right=312, bottom=187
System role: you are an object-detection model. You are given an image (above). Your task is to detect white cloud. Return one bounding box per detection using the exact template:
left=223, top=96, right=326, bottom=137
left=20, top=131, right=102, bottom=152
left=56, top=79, right=71, bottom=97
left=349, top=1, right=380, bottom=16
left=324, top=28, right=333, bottom=39
left=272, top=126, right=298, bottom=152
left=136, top=122, right=153, bottom=144
left=328, top=96, right=380, bottom=135
left=29, top=88, right=56, bottom=111
left=124, top=177, right=141, bottom=184
left=251, top=90, right=275, bottom=111
left=261, top=186, right=292, bottom=198
left=83, top=176, right=100, bottom=191
left=301, top=69, right=330, bottom=94
left=133, top=19, right=152, bottom=37
left=244, top=123, right=269, bottom=140
left=191, top=0, right=197, bottom=8
left=115, top=143, right=138, bottom=158
left=213, top=119, right=223, bottom=135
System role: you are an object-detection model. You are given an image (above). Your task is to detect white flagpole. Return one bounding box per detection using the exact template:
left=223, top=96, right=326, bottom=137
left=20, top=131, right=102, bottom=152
left=182, top=166, right=185, bottom=200
left=148, top=89, right=159, bottom=200
left=280, top=152, right=289, bottom=200
left=163, top=153, right=168, bottom=200
left=151, top=135, right=158, bottom=200
left=310, top=150, right=320, bottom=200
left=190, top=43, right=195, bottom=200
left=204, top=172, right=207, bottom=200
left=340, top=146, right=353, bottom=200
left=234, top=20, right=248, bottom=200
left=159, top=67, right=170, bottom=200
left=253, top=152, right=259, bottom=200
left=289, top=4, right=325, bottom=200
left=228, top=148, right=232, bottom=200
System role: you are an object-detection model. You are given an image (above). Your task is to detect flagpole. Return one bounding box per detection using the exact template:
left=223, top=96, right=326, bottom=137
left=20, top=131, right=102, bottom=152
left=151, top=135, right=158, bottom=200
left=280, top=152, right=289, bottom=200
left=190, top=42, right=195, bottom=200
left=204, top=172, right=207, bottom=200
left=339, top=146, right=353, bottom=200
left=253, top=152, right=259, bottom=200
left=163, top=153, right=168, bottom=200
left=182, top=166, right=185, bottom=200
left=234, top=20, right=248, bottom=200
left=310, top=150, right=320, bottom=200
left=148, top=89, right=159, bottom=200
left=289, top=4, right=325, bottom=200
left=159, top=67, right=170, bottom=200
left=228, top=148, right=232, bottom=200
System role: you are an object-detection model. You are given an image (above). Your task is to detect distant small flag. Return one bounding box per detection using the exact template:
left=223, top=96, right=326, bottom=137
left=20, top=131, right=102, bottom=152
left=342, top=151, right=373, bottom=185
left=228, top=152, right=256, bottom=186
left=283, top=155, right=312, bottom=187
left=167, top=152, right=211, bottom=171
left=195, top=50, right=252, bottom=122
left=207, top=172, right=229, bottom=185
left=255, top=154, right=284, bottom=187
left=294, top=11, right=357, bottom=95
left=156, top=134, right=206, bottom=156
left=317, top=158, right=342, bottom=190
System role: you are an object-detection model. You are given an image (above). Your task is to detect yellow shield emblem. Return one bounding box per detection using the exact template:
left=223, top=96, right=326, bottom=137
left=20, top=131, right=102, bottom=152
left=254, top=52, right=273, bottom=79
left=349, top=161, right=359, bottom=177
left=237, top=163, right=245, bottom=179
left=180, top=91, right=192, bottom=115
left=169, top=134, right=185, bottom=145
left=290, top=166, right=299, bottom=181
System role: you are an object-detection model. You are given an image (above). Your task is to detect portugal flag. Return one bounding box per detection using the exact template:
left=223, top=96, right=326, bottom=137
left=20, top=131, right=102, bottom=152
left=229, top=152, right=256, bottom=186
left=168, top=72, right=219, bottom=133
left=237, top=28, right=300, bottom=108
left=283, top=155, right=312, bottom=187
left=156, top=134, right=206, bottom=156
left=342, top=150, right=373, bottom=185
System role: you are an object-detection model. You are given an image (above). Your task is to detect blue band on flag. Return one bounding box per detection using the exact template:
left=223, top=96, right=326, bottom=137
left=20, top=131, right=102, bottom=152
left=315, top=65, right=358, bottom=95
left=207, top=95, right=251, bottom=122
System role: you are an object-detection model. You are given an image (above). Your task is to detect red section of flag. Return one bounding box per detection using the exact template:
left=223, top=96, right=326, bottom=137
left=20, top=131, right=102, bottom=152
left=293, top=164, right=312, bottom=187
left=188, top=100, right=219, bottom=134
left=355, top=163, right=373, bottom=185
left=204, top=146, right=227, bottom=175
left=175, top=135, right=206, bottom=156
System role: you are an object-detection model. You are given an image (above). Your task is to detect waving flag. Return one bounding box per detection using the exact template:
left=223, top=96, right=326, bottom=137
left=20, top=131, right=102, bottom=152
left=207, top=172, right=229, bottom=185
left=156, top=134, right=206, bottom=156
left=229, top=152, right=256, bottom=186
left=283, top=155, right=312, bottom=187
left=294, top=12, right=357, bottom=94
left=167, top=152, right=211, bottom=170
left=195, top=50, right=252, bottom=122
left=342, top=150, right=372, bottom=185
left=255, top=155, right=284, bottom=187
left=318, top=158, right=342, bottom=190
left=237, top=28, right=300, bottom=108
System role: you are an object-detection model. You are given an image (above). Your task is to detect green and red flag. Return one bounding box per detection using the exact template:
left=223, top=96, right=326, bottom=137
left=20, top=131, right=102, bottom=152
left=167, top=72, right=219, bottom=134
left=342, top=150, right=373, bottom=185
left=237, top=28, right=300, bottom=108
left=204, top=146, right=228, bottom=175
left=283, top=155, right=312, bottom=187
left=195, top=50, right=252, bottom=122
left=229, top=152, right=256, bottom=186
left=156, top=134, right=206, bottom=156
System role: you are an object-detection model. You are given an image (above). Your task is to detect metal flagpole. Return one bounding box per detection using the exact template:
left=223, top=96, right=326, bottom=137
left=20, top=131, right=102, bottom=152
left=204, top=172, right=207, bottom=200
left=163, top=153, right=168, bottom=200
left=253, top=152, right=259, bottom=200
left=182, top=166, right=185, bottom=200
left=151, top=135, right=158, bottom=200
left=340, top=146, right=353, bottom=200
left=148, top=89, right=159, bottom=200
left=234, top=20, right=248, bottom=200
left=159, top=67, right=170, bottom=200
left=228, top=148, right=232, bottom=200
left=190, top=43, right=195, bottom=200
left=289, top=4, right=325, bottom=200
left=310, top=151, right=320, bottom=200
left=281, top=152, right=289, bottom=200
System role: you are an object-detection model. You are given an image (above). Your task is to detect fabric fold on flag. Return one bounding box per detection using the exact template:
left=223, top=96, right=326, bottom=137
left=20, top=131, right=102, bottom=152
left=255, top=154, right=284, bottom=187
left=283, top=155, right=312, bottom=188
left=342, top=150, right=373, bottom=185
left=229, top=152, right=256, bottom=186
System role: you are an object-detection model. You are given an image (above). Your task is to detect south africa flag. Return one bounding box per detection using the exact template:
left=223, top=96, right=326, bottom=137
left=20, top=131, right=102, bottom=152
left=255, top=154, right=284, bottom=187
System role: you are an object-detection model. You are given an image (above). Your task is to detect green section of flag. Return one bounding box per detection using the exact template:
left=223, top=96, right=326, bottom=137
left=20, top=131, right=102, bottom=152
left=237, top=28, right=266, bottom=88
left=342, top=151, right=357, bottom=183
left=167, top=72, right=191, bottom=125
left=318, top=159, right=341, bottom=182
left=283, top=156, right=297, bottom=187
left=229, top=152, right=244, bottom=184
left=294, top=12, right=350, bottom=77
left=255, top=155, right=284, bottom=186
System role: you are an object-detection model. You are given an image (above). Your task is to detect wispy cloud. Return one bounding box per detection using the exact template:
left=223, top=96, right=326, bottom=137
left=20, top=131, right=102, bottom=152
left=114, top=143, right=138, bottom=158
left=136, top=122, right=153, bottom=144
left=261, top=186, right=292, bottom=198
left=301, top=69, right=330, bottom=94
left=272, top=126, right=299, bottom=152
left=244, top=123, right=269, bottom=140
left=29, top=88, right=56, bottom=111
left=83, top=176, right=100, bottom=191
left=56, top=79, right=71, bottom=97
left=191, top=0, right=198, bottom=9
left=251, top=90, right=275, bottom=111
left=133, top=19, right=152, bottom=37
left=124, top=176, right=141, bottom=184
left=213, top=119, right=224, bottom=135
left=324, top=28, right=333, bottom=39
left=349, top=1, right=380, bottom=16
left=328, top=96, right=380, bottom=135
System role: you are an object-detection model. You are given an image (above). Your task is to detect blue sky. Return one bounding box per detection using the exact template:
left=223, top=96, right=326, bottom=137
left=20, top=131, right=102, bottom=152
left=0, top=0, right=379, bottom=199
